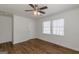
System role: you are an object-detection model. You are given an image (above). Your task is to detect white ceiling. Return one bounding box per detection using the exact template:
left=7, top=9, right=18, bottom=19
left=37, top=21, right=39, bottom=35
left=0, top=4, right=79, bottom=19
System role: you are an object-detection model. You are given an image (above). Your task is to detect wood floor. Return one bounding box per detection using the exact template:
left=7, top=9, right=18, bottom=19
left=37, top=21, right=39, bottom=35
left=0, top=38, right=79, bottom=54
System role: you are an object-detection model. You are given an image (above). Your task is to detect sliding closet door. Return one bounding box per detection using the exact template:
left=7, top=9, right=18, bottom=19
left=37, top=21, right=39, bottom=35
left=0, top=15, right=12, bottom=43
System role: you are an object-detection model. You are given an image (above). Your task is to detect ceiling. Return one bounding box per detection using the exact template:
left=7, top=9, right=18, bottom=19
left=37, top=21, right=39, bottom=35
left=0, top=4, right=79, bottom=19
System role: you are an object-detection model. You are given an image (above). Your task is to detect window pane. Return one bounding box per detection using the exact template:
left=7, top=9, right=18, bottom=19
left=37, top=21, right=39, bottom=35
left=52, top=18, right=64, bottom=36
left=43, top=21, right=51, bottom=34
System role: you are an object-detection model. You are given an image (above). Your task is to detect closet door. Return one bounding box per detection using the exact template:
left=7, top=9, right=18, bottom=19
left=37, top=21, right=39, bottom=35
left=0, top=15, right=12, bottom=43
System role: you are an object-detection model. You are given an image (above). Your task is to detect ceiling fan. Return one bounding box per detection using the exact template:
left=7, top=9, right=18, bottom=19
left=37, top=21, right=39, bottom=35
left=25, top=4, right=48, bottom=16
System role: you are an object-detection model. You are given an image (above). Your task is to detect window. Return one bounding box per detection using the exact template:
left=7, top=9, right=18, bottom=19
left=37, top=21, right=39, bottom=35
left=52, top=19, right=64, bottom=36
left=42, top=21, right=51, bottom=34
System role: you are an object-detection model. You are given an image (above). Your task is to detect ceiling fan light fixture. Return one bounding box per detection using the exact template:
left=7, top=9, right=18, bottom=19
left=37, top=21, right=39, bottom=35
left=37, top=12, right=40, bottom=15
left=25, top=4, right=48, bottom=16
left=33, top=11, right=37, bottom=16
left=33, top=10, right=40, bottom=16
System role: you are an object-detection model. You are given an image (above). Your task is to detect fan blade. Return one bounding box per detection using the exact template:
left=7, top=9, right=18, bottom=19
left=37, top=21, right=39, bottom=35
left=25, top=10, right=33, bottom=11
left=40, top=6, right=48, bottom=10
left=39, top=11, right=45, bottom=14
left=35, top=4, right=38, bottom=7
left=29, top=4, right=35, bottom=9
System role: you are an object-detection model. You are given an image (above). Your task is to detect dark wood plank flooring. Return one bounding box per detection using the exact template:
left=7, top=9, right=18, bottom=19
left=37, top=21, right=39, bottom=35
left=0, top=39, right=79, bottom=54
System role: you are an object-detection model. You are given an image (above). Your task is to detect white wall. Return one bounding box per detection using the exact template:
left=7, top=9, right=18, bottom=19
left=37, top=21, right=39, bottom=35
left=37, top=8, right=79, bottom=51
left=0, top=15, right=12, bottom=43
left=13, top=15, right=35, bottom=44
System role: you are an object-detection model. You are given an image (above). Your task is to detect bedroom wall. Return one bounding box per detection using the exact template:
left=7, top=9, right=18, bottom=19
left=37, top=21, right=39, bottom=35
left=36, top=8, right=79, bottom=51
left=13, top=15, right=35, bottom=44
left=0, top=15, right=12, bottom=43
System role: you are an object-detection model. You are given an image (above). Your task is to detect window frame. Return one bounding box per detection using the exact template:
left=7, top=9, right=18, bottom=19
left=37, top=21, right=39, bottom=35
left=42, top=20, right=51, bottom=34
left=52, top=18, right=64, bottom=36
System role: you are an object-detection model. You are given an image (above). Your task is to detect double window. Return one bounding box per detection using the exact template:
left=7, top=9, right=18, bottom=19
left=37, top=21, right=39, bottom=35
left=42, top=18, right=64, bottom=36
